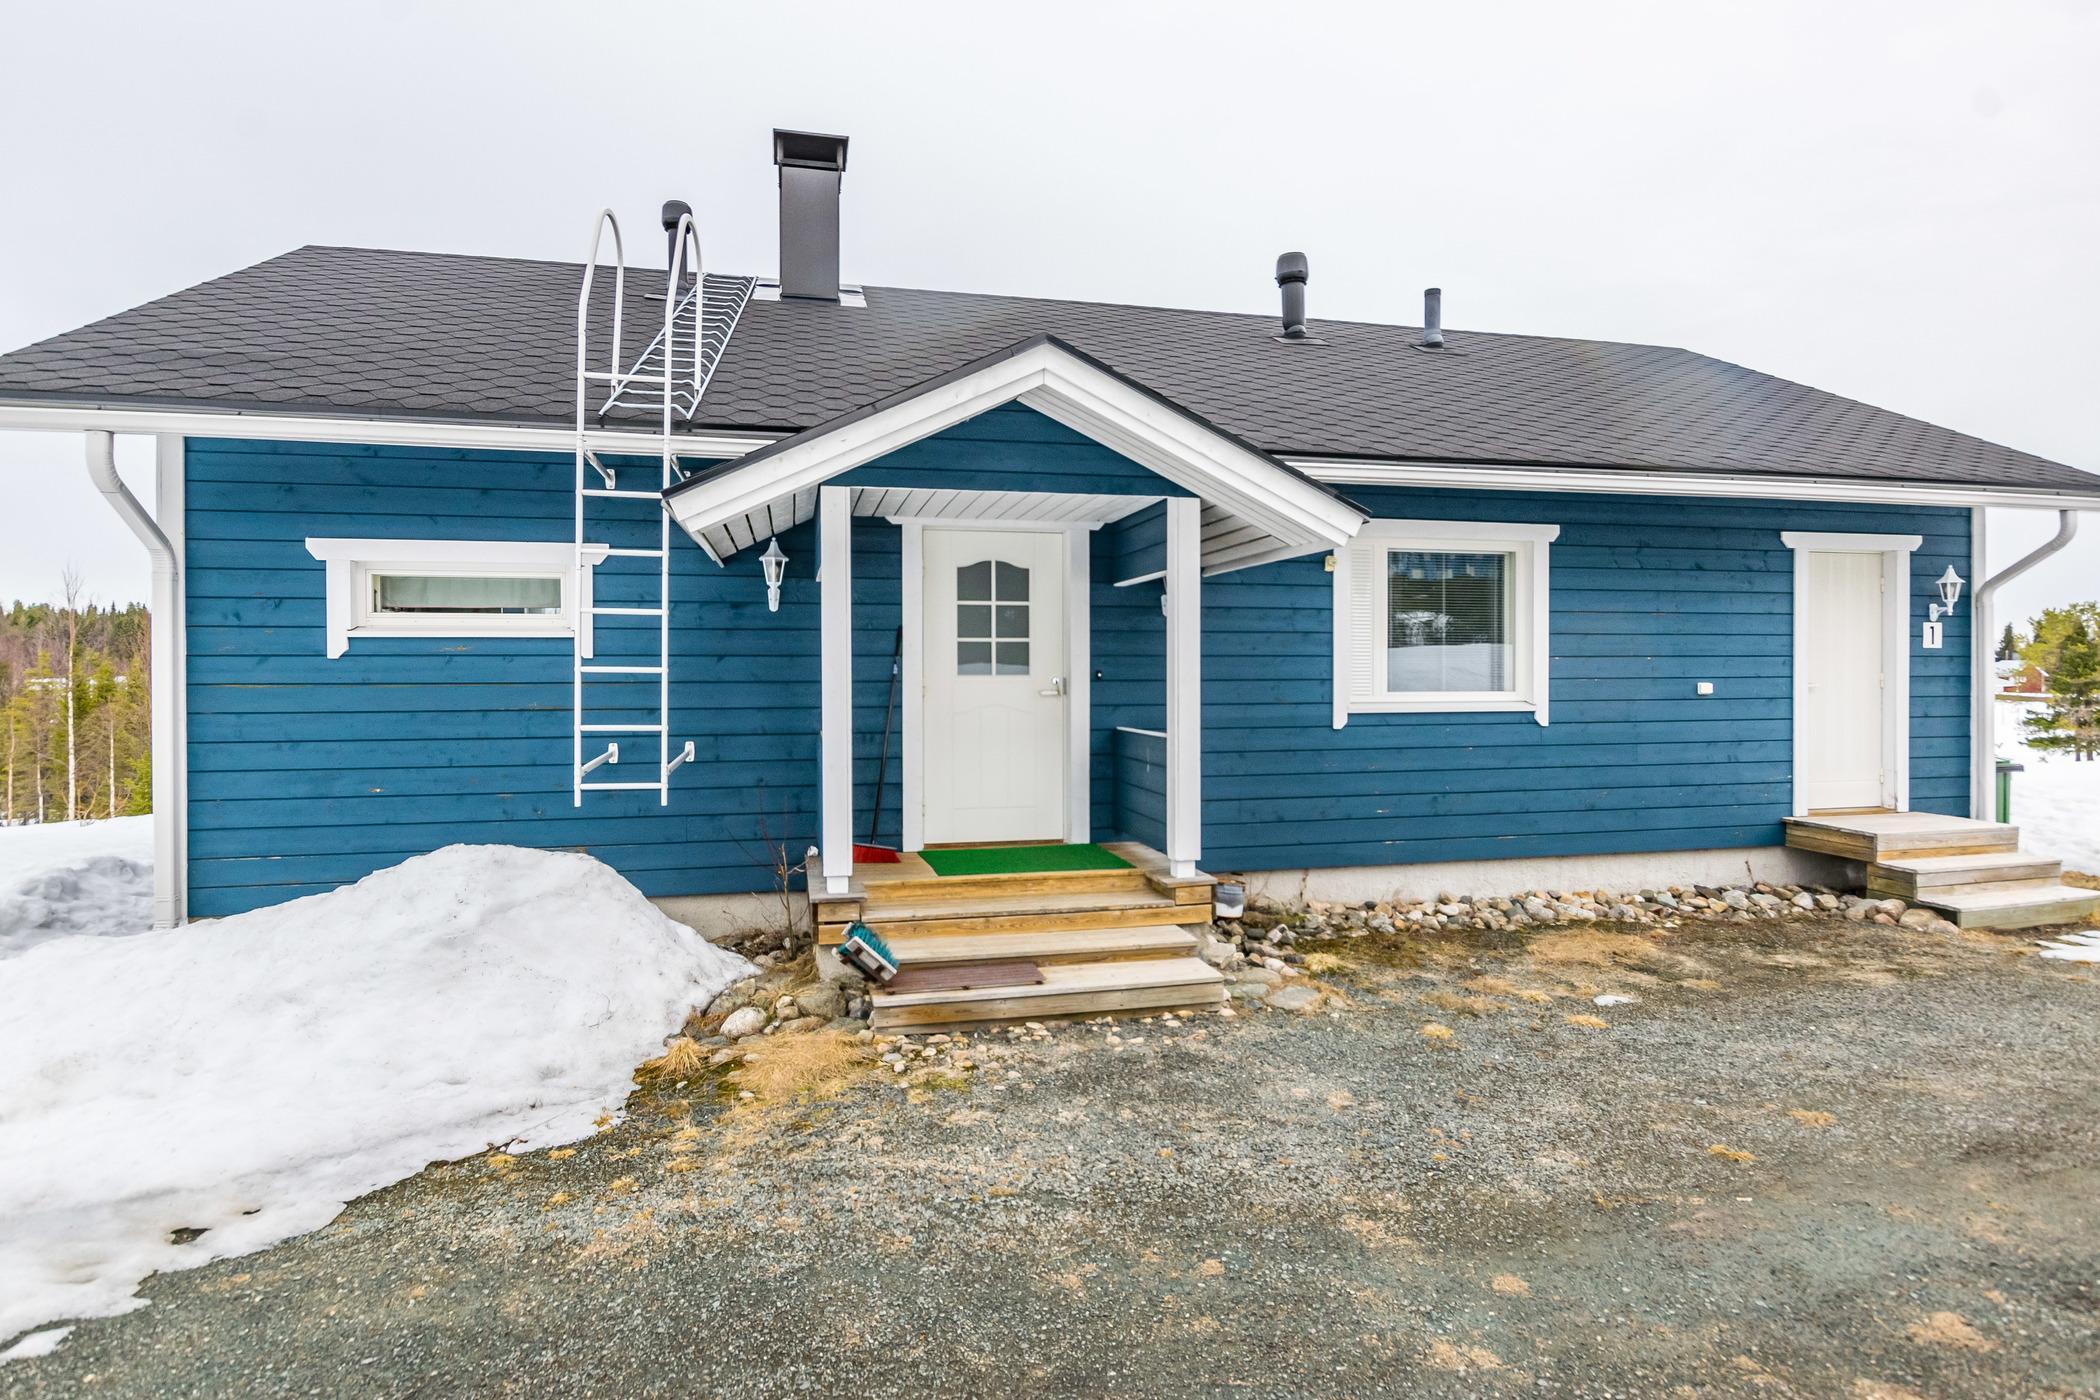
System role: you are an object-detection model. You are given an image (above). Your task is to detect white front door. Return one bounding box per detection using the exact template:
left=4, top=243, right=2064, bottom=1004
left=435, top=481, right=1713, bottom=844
left=922, top=527, right=1068, bottom=844
left=1799, top=549, right=1889, bottom=811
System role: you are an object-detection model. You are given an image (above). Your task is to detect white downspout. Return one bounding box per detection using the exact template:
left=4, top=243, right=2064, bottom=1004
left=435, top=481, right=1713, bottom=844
left=85, top=430, right=186, bottom=926
left=1972, top=509, right=2080, bottom=822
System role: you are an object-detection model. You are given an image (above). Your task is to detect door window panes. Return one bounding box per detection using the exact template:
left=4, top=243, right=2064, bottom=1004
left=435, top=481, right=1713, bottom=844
left=958, top=560, right=1031, bottom=675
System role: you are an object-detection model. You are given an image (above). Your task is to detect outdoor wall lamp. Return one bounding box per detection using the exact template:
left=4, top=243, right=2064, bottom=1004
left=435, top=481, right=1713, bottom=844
left=760, top=537, right=788, bottom=613
left=1929, top=565, right=1965, bottom=621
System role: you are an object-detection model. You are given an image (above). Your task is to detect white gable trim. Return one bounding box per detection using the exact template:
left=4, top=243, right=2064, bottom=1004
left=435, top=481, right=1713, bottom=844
left=663, top=340, right=1364, bottom=567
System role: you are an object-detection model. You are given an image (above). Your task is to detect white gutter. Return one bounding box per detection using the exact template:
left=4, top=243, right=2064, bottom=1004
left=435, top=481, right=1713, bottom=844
left=1972, top=509, right=2081, bottom=820
left=1291, top=457, right=2100, bottom=513
left=85, top=430, right=186, bottom=926
left=2, top=403, right=779, bottom=460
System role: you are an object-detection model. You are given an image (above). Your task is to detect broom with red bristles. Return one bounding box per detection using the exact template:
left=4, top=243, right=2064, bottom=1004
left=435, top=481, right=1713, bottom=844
left=854, top=626, right=904, bottom=864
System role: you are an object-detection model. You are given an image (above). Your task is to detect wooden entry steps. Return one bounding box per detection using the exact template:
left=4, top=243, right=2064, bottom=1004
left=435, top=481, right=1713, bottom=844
left=1784, top=812, right=2100, bottom=932
left=809, top=840, right=1223, bottom=1033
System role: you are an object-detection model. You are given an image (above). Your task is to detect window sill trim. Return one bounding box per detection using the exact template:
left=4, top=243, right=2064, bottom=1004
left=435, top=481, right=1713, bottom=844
left=1338, top=696, right=1548, bottom=727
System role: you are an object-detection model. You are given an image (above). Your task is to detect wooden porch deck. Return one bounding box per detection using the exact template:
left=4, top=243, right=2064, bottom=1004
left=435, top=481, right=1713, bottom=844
left=1783, top=812, right=2099, bottom=930
left=810, top=840, right=1223, bottom=1032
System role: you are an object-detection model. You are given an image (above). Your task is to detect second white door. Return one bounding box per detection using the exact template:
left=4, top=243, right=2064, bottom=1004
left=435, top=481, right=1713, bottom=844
left=922, top=528, right=1068, bottom=844
left=1798, top=549, right=1890, bottom=812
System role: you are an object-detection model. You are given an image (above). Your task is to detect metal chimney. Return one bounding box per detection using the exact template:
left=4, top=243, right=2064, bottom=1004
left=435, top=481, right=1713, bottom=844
left=772, top=129, right=850, bottom=302
left=661, top=200, right=693, bottom=269
left=1421, top=287, right=1444, bottom=349
left=1275, top=252, right=1310, bottom=339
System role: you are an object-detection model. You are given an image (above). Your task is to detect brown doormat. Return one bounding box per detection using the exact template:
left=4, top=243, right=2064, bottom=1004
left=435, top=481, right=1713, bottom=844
left=883, top=960, right=1044, bottom=995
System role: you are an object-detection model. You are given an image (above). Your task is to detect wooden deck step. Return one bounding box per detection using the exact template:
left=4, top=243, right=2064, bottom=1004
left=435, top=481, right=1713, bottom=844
left=884, top=924, right=1200, bottom=968
left=1867, top=851, right=2063, bottom=899
left=869, top=957, right=1225, bottom=1033
left=1908, top=883, right=2100, bottom=931
left=1784, top=813, right=2019, bottom=862
left=824, top=888, right=1195, bottom=944
left=846, top=864, right=1154, bottom=903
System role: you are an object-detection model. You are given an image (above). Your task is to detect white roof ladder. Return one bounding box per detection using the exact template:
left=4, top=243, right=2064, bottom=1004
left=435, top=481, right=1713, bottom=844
left=570, top=207, right=706, bottom=805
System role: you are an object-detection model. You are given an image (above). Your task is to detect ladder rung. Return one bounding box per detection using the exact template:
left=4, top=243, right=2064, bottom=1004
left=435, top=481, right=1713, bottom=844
left=581, top=664, right=665, bottom=674
left=581, top=371, right=673, bottom=384
left=590, top=606, right=665, bottom=616
left=582, top=724, right=664, bottom=733
left=580, top=488, right=662, bottom=500
left=600, top=547, right=664, bottom=558
left=579, top=781, right=664, bottom=792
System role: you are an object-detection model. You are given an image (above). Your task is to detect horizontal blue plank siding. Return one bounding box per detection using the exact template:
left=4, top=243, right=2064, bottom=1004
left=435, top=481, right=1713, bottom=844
left=1196, top=487, right=1972, bottom=874
left=183, top=436, right=836, bottom=917
left=181, top=408, right=1973, bottom=917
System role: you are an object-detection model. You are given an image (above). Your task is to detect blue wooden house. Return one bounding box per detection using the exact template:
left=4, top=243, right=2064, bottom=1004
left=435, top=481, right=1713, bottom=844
left=5, top=130, right=2095, bottom=1026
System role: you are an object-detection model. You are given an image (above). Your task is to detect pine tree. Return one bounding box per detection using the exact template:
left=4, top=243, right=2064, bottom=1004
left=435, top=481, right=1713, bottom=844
left=2023, top=617, right=2099, bottom=760
left=1996, top=622, right=2020, bottom=662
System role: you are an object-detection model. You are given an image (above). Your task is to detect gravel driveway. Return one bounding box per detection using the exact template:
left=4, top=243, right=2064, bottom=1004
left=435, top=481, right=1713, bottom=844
left=7, top=915, right=2097, bottom=1398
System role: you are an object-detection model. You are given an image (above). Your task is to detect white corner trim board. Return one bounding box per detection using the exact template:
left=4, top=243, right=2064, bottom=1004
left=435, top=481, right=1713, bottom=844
left=305, top=538, right=609, bottom=659
left=1332, top=519, right=1559, bottom=729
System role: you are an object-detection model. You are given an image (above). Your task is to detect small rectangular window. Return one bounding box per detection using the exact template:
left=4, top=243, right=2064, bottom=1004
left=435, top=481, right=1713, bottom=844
left=370, top=572, right=564, bottom=617
left=306, top=538, right=603, bottom=659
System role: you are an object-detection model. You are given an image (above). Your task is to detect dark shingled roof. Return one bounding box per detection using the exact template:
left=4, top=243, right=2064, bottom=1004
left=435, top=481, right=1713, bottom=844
left=2, top=244, right=2094, bottom=496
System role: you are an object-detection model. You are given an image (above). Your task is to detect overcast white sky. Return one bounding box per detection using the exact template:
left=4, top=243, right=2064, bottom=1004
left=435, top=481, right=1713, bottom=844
left=1, top=0, right=2094, bottom=628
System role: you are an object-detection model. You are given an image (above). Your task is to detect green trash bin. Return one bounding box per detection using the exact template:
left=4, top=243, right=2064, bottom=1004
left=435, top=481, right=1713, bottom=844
left=1995, top=758, right=2024, bottom=824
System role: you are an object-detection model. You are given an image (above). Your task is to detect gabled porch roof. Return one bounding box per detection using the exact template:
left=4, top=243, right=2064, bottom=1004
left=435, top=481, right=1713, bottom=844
left=662, top=335, right=1367, bottom=572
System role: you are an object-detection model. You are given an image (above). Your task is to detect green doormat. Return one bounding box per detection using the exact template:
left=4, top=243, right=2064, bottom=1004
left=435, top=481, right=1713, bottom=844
left=919, top=843, right=1133, bottom=877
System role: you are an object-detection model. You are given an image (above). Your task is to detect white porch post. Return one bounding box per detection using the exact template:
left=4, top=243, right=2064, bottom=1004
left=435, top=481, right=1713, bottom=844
left=1165, top=497, right=1202, bottom=879
left=819, top=485, right=854, bottom=894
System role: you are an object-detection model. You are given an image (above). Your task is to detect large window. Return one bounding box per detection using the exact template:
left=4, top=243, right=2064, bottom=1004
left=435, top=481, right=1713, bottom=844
left=306, top=538, right=606, bottom=658
left=1332, top=520, right=1558, bottom=726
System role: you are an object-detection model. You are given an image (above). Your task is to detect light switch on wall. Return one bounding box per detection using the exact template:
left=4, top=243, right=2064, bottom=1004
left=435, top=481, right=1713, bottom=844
left=1696, top=681, right=1715, bottom=696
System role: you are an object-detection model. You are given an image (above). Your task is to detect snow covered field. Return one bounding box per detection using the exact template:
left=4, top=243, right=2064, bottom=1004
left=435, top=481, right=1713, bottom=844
left=0, top=843, right=749, bottom=1358
left=0, top=815, right=152, bottom=957
left=1996, top=700, right=2100, bottom=876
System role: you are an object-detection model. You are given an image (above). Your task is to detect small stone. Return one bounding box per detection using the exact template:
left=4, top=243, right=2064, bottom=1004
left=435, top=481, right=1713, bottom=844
left=1266, top=984, right=1323, bottom=1013
left=1721, top=889, right=1751, bottom=910
left=794, top=981, right=847, bottom=1021
left=719, top=1006, right=768, bottom=1040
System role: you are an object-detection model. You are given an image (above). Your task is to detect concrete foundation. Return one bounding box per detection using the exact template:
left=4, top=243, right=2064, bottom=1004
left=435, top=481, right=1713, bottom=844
left=650, top=891, right=805, bottom=944
left=1226, top=845, right=1856, bottom=908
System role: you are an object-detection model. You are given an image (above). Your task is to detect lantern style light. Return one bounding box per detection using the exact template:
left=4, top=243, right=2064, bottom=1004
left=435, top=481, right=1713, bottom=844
left=1929, top=565, right=1965, bottom=621
left=760, top=537, right=788, bottom=613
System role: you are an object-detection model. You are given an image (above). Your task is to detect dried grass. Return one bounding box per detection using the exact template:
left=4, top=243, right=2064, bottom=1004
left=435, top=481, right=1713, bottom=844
left=1564, top=1014, right=1611, bottom=1030
left=1420, top=1022, right=1457, bottom=1043
left=732, top=1029, right=872, bottom=1106
left=1420, top=989, right=1505, bottom=1018
left=1489, top=1273, right=1530, bottom=1296
left=644, top=1036, right=710, bottom=1080
left=1707, top=1144, right=1755, bottom=1163
left=1528, top=930, right=1661, bottom=967
left=1788, top=1109, right=1837, bottom=1128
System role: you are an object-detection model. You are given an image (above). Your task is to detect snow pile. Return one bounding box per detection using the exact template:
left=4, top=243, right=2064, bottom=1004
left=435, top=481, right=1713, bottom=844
left=0, top=844, right=749, bottom=1352
left=0, top=816, right=153, bottom=956
left=1995, top=701, right=2100, bottom=876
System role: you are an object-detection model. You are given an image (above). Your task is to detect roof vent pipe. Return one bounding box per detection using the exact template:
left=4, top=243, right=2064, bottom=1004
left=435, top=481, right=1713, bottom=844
left=773, top=129, right=850, bottom=302
left=661, top=200, right=693, bottom=270
left=1275, top=252, right=1310, bottom=339
left=1421, top=287, right=1444, bottom=348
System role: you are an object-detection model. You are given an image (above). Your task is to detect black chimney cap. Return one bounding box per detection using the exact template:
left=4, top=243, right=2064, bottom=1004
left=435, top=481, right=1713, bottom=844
left=773, top=129, right=850, bottom=173
left=1275, top=251, right=1309, bottom=286
left=661, top=199, right=692, bottom=232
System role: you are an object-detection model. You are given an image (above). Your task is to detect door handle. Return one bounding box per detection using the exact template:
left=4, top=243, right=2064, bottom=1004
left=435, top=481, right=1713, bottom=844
left=1038, top=676, right=1067, bottom=697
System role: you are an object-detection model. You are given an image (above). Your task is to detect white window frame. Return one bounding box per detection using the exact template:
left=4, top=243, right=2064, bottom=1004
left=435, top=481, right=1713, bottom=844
left=1332, top=519, right=1559, bottom=728
left=305, top=538, right=608, bottom=659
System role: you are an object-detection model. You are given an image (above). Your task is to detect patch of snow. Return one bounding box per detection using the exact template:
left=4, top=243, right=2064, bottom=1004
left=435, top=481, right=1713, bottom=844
left=0, top=844, right=749, bottom=1355
left=2038, top=932, right=2100, bottom=963
left=1593, top=994, right=1638, bottom=1007
left=0, top=1327, right=72, bottom=1362
left=1995, top=700, right=2100, bottom=877
left=0, top=816, right=153, bottom=957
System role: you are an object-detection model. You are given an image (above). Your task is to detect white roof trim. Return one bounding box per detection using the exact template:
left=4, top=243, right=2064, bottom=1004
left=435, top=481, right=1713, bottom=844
left=0, top=402, right=775, bottom=459
left=1288, top=456, right=2100, bottom=512
left=663, top=340, right=1365, bottom=568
